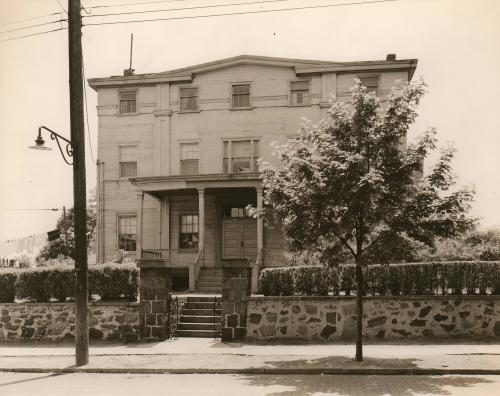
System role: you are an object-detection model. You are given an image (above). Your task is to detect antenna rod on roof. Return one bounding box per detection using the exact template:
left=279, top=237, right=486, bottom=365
left=129, top=33, right=133, bottom=70
left=124, top=33, right=135, bottom=76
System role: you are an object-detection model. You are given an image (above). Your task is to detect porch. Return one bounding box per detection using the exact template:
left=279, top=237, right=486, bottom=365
left=131, top=174, right=287, bottom=292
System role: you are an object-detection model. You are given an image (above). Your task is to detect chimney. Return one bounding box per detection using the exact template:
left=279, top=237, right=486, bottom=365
left=386, top=53, right=397, bottom=61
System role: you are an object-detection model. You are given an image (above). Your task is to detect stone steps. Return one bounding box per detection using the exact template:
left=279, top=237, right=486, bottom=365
left=195, top=268, right=223, bottom=293
left=177, top=296, right=221, bottom=338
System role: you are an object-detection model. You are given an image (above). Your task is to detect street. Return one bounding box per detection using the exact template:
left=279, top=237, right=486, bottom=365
left=0, top=372, right=498, bottom=396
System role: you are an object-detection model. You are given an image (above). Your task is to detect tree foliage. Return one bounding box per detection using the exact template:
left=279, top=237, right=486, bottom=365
left=259, top=78, right=475, bottom=360
left=36, top=189, right=97, bottom=263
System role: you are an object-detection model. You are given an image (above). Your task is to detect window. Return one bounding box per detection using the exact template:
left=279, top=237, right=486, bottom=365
left=119, top=145, right=137, bottom=177
left=231, top=84, right=251, bottom=108
left=290, top=81, right=310, bottom=105
left=119, top=90, right=137, bottom=114
left=223, top=139, right=259, bottom=174
left=179, top=214, right=198, bottom=249
left=358, top=76, right=379, bottom=94
left=180, top=142, right=199, bottom=175
left=118, top=216, right=136, bottom=251
left=223, top=206, right=252, bottom=218
left=180, top=87, right=198, bottom=111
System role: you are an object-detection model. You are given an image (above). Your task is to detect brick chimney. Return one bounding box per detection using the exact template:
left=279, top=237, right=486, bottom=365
left=386, top=54, right=397, bottom=61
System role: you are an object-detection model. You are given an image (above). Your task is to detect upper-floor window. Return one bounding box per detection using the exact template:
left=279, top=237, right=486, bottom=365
left=223, top=139, right=259, bottom=174
left=119, top=145, right=137, bottom=178
left=290, top=81, right=310, bottom=105
left=180, top=87, right=198, bottom=112
left=358, top=75, right=379, bottom=94
left=231, top=84, right=251, bottom=109
left=118, top=215, right=136, bottom=251
left=119, top=90, right=137, bottom=114
left=180, top=142, right=199, bottom=175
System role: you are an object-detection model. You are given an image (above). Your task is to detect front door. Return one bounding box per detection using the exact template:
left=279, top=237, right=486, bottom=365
left=222, top=207, right=257, bottom=260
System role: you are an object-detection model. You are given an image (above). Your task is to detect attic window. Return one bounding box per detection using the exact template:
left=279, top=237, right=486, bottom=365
left=231, top=84, right=251, bottom=108
left=290, top=81, right=310, bottom=105
left=119, top=90, right=137, bottom=114
left=358, top=76, right=379, bottom=94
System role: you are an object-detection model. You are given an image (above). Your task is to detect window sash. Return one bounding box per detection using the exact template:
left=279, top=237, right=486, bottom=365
left=180, top=159, right=199, bottom=175
left=180, top=87, right=198, bottom=111
left=232, top=84, right=250, bottom=108
left=359, top=76, right=378, bottom=93
left=118, top=216, right=137, bottom=251
left=222, top=139, right=259, bottom=174
left=120, top=162, right=137, bottom=177
left=179, top=214, right=199, bottom=249
left=119, top=91, right=137, bottom=114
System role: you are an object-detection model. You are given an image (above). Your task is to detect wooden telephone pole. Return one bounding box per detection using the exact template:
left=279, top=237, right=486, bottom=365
left=68, top=0, right=89, bottom=366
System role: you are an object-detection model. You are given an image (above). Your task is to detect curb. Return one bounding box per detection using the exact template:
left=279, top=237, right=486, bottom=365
left=1, top=367, right=500, bottom=376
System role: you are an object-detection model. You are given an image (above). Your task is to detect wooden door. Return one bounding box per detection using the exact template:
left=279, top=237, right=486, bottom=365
left=222, top=218, right=257, bottom=260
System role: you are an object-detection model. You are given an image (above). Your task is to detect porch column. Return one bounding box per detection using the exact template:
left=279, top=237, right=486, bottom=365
left=252, top=187, right=264, bottom=293
left=160, top=196, right=170, bottom=249
left=197, top=188, right=205, bottom=252
left=136, top=191, right=144, bottom=260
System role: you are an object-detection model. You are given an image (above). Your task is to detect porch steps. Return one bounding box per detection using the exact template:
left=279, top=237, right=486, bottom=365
left=177, top=296, right=221, bottom=338
left=195, top=268, right=223, bottom=293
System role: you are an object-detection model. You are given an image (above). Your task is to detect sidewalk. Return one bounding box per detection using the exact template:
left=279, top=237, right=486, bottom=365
left=1, top=339, right=499, bottom=375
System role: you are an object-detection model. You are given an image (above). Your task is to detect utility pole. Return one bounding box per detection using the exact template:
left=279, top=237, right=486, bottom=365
left=68, top=0, right=89, bottom=366
left=63, top=206, right=70, bottom=257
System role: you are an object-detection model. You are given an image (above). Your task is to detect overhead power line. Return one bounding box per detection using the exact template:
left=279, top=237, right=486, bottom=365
left=81, top=55, right=96, bottom=164
left=0, top=208, right=62, bottom=211
left=0, top=19, right=66, bottom=35
left=0, top=11, right=62, bottom=28
left=0, top=27, right=66, bottom=43
left=83, top=0, right=399, bottom=27
left=83, top=0, right=188, bottom=11
left=83, top=0, right=295, bottom=18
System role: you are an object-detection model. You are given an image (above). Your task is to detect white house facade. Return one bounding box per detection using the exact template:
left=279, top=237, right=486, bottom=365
left=88, top=54, right=418, bottom=292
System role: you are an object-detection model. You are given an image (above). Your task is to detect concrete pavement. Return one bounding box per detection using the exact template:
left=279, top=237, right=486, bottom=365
left=0, top=372, right=499, bottom=396
left=1, top=339, right=499, bottom=375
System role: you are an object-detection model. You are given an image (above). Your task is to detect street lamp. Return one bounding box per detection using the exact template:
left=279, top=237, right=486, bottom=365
left=30, top=124, right=89, bottom=366
left=29, top=126, right=74, bottom=164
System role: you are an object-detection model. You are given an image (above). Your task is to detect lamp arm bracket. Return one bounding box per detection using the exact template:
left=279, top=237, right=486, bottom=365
left=39, top=126, right=75, bottom=165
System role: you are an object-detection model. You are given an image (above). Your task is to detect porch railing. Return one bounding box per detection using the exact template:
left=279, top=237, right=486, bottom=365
left=141, top=248, right=198, bottom=267
left=262, top=248, right=288, bottom=268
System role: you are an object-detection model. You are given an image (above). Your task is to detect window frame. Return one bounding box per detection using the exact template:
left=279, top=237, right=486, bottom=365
left=117, top=214, right=137, bottom=252
left=118, top=144, right=138, bottom=179
left=289, top=80, right=311, bottom=106
left=222, top=138, right=260, bottom=174
left=230, top=83, right=252, bottom=110
left=118, top=89, right=138, bottom=115
left=179, top=142, right=200, bottom=175
left=179, top=86, right=199, bottom=113
left=357, top=74, right=380, bottom=95
left=179, top=213, right=199, bottom=249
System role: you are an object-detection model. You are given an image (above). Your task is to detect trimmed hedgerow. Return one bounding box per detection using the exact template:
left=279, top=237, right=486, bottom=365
left=258, top=261, right=500, bottom=296
left=0, top=268, right=19, bottom=303
left=2, top=261, right=138, bottom=302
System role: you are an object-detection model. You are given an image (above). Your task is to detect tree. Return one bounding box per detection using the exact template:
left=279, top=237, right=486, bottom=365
left=259, top=79, right=475, bottom=361
left=36, top=189, right=97, bottom=263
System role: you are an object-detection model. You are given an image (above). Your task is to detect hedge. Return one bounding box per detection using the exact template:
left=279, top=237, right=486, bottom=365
left=0, top=262, right=138, bottom=303
left=258, top=261, right=500, bottom=296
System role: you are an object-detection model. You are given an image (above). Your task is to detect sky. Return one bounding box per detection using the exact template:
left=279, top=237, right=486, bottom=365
left=0, top=0, right=499, bottom=242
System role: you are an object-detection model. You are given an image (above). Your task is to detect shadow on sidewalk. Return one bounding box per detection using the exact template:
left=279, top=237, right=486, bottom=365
left=0, top=372, right=68, bottom=388
left=263, top=355, right=420, bottom=369
left=240, top=373, right=494, bottom=396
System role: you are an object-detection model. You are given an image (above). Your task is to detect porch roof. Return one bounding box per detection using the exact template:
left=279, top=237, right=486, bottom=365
left=129, top=173, right=262, bottom=197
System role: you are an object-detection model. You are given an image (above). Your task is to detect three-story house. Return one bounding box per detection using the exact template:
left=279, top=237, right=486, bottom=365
left=88, top=54, right=417, bottom=292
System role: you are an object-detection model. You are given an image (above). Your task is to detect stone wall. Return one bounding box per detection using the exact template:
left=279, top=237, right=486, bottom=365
left=0, top=302, right=140, bottom=343
left=247, top=296, right=500, bottom=340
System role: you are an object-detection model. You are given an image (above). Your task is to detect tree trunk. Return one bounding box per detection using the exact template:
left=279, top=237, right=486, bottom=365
left=355, top=259, right=364, bottom=361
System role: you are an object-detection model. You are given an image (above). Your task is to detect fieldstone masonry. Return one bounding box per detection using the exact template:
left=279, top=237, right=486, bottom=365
left=221, top=266, right=250, bottom=341
left=0, top=302, right=140, bottom=343
left=247, top=296, right=500, bottom=340
left=138, top=265, right=170, bottom=340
